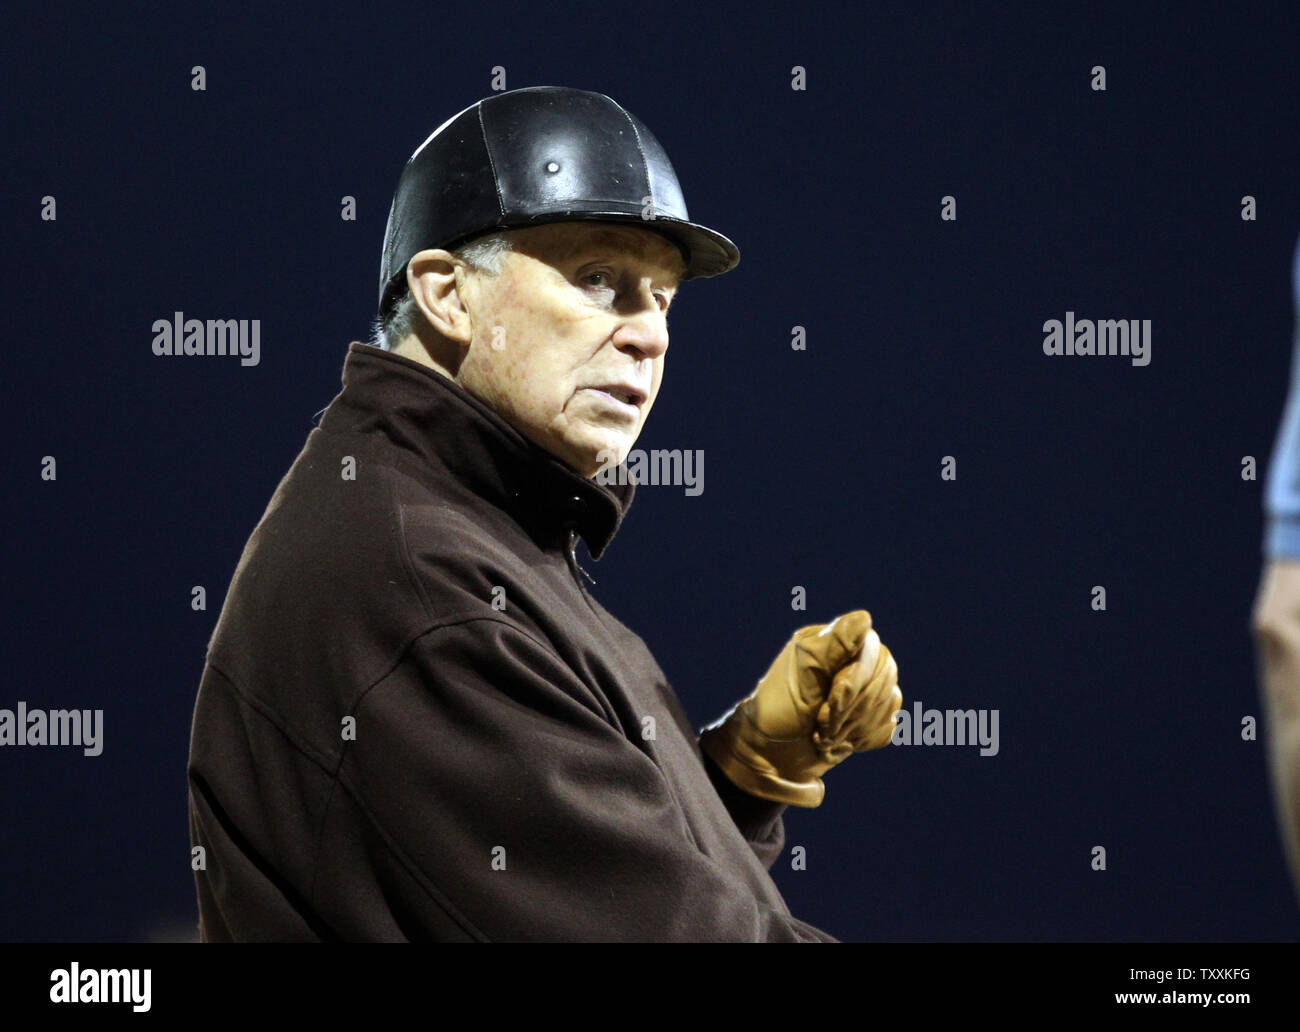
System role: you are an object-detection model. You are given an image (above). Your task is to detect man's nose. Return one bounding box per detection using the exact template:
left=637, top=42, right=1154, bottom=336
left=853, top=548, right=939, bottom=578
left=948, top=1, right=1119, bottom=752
left=611, top=287, right=670, bottom=358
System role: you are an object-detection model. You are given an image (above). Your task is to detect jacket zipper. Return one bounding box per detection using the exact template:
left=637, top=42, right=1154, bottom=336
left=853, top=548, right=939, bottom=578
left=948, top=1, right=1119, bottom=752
left=566, top=531, right=605, bottom=619
left=566, top=528, right=598, bottom=588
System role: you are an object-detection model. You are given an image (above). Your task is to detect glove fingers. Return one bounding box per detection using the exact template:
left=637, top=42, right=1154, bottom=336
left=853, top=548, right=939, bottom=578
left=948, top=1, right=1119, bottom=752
left=833, top=659, right=901, bottom=750
left=848, top=705, right=902, bottom=751
left=845, top=685, right=904, bottom=750
left=820, top=643, right=878, bottom=738
left=821, top=639, right=893, bottom=738
left=794, top=610, right=873, bottom=704
left=858, top=652, right=902, bottom=730
left=818, top=673, right=857, bottom=742
left=830, top=681, right=891, bottom=746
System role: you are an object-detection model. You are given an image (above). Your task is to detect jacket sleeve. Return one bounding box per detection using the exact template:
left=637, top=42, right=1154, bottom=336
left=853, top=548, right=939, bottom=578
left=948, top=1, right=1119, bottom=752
left=334, top=616, right=837, bottom=942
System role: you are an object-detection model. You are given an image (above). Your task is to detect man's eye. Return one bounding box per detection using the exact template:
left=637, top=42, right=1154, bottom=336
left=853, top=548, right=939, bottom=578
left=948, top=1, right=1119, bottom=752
left=583, top=271, right=614, bottom=287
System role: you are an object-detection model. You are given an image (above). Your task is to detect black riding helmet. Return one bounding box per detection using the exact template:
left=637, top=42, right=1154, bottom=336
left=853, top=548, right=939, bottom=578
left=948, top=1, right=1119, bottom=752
left=377, top=86, right=740, bottom=322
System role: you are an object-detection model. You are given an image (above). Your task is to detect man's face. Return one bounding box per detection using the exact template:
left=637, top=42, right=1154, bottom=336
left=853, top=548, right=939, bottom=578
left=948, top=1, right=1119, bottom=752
left=453, top=222, right=685, bottom=478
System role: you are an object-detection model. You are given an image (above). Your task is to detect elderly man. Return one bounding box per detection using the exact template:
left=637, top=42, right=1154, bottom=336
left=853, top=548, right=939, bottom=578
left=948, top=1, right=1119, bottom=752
left=187, top=86, right=902, bottom=942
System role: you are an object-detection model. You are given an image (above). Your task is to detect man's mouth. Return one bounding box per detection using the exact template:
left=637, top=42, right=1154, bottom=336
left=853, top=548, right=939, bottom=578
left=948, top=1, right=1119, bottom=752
left=585, top=384, right=646, bottom=408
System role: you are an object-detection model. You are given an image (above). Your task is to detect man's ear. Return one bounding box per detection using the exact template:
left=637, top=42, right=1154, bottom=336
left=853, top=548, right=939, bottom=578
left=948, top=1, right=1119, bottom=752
left=407, top=250, right=474, bottom=346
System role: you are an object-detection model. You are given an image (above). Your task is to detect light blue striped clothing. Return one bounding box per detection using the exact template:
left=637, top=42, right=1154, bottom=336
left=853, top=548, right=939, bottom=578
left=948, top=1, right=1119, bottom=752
left=1264, top=232, right=1300, bottom=557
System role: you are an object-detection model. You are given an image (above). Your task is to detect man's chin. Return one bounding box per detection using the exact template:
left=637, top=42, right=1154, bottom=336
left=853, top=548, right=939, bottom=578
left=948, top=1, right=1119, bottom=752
left=572, top=440, right=635, bottom=479
left=532, top=446, right=610, bottom=479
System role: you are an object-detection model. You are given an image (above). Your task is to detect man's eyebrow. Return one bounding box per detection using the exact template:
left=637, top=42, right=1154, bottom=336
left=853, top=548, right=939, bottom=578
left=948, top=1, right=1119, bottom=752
left=572, top=232, right=687, bottom=278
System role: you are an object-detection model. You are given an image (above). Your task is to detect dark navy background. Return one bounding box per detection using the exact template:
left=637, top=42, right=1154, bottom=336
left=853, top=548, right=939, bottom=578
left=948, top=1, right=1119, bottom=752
left=4, top=2, right=1298, bottom=941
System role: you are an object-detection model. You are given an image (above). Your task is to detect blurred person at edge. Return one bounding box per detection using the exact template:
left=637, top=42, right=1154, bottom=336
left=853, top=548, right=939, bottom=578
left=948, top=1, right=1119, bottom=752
left=1253, top=229, right=1300, bottom=908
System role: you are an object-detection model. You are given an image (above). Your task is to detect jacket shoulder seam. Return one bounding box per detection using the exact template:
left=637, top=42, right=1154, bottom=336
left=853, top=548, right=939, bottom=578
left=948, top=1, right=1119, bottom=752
left=203, top=658, right=341, bottom=777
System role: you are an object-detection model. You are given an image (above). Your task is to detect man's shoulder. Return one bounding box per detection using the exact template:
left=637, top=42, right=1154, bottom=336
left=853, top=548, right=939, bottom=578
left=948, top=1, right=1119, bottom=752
left=211, top=421, right=551, bottom=651
left=392, top=482, right=563, bottom=628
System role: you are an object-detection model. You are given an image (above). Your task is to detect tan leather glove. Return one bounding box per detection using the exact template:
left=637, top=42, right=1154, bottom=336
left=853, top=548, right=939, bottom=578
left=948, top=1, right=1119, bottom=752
left=699, top=610, right=902, bottom=807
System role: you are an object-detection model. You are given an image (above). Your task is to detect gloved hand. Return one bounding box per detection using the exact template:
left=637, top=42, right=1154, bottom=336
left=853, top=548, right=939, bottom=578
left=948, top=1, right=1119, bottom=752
left=699, top=610, right=902, bottom=807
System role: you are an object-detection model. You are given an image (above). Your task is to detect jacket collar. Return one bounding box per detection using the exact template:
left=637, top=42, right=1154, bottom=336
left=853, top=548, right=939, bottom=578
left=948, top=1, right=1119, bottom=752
left=317, top=342, right=635, bottom=560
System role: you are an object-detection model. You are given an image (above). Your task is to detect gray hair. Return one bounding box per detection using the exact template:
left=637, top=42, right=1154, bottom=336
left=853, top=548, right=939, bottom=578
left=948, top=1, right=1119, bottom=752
left=368, top=231, right=515, bottom=351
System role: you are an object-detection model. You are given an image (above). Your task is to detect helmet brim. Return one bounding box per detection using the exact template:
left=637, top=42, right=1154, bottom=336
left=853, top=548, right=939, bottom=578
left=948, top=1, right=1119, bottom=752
left=453, top=210, right=740, bottom=281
